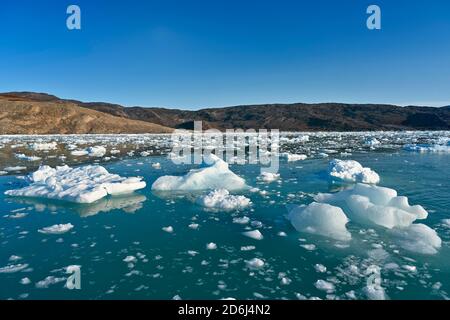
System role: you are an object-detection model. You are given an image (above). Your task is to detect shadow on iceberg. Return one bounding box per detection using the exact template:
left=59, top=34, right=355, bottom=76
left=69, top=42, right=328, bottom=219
left=8, top=194, right=147, bottom=218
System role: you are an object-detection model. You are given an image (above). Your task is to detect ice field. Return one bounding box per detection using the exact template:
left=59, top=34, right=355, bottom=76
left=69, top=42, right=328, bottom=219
left=0, top=131, right=449, bottom=300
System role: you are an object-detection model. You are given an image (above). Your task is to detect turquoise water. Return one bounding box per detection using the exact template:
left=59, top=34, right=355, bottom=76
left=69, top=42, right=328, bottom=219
left=1, top=151, right=450, bottom=300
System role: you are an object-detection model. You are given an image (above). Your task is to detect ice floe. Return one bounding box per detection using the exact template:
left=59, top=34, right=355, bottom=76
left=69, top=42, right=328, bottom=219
left=245, top=258, right=265, bottom=269
left=315, top=183, right=442, bottom=254
left=152, top=155, right=246, bottom=191
left=38, top=223, right=74, bottom=235
left=258, top=172, right=280, bottom=183
left=29, top=141, right=57, bottom=151
left=288, top=202, right=351, bottom=241
left=196, top=189, right=251, bottom=211
left=0, top=264, right=29, bottom=273
left=315, top=183, right=428, bottom=229
left=328, top=159, right=380, bottom=184
left=242, top=230, right=264, bottom=240
left=5, top=165, right=146, bottom=204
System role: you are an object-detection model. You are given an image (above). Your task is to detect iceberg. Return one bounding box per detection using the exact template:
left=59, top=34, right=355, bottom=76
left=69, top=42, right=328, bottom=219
left=196, top=189, right=251, bottom=211
left=5, top=165, right=146, bottom=204
left=288, top=202, right=351, bottom=241
left=315, top=183, right=427, bottom=229
left=38, top=223, right=74, bottom=235
left=388, top=223, right=442, bottom=255
left=315, top=183, right=442, bottom=254
left=152, top=155, right=246, bottom=191
left=404, top=143, right=450, bottom=153
left=328, top=159, right=380, bottom=184
left=258, top=172, right=280, bottom=183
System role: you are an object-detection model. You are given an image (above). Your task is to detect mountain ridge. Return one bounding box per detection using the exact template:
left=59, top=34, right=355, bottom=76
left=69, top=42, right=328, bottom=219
left=1, top=92, right=449, bottom=133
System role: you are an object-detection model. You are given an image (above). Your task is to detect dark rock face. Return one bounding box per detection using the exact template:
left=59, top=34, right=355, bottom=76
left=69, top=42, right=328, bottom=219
left=1, top=92, right=449, bottom=132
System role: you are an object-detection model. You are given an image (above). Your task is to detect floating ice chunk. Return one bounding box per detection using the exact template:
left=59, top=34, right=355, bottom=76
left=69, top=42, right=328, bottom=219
left=206, top=242, right=217, bottom=250
left=29, top=142, right=57, bottom=151
left=328, top=159, right=380, bottom=184
left=140, top=151, right=150, bottom=157
left=364, top=137, right=381, bottom=147
left=162, top=226, right=174, bottom=233
left=123, top=256, right=137, bottom=263
left=315, top=264, right=327, bottom=273
left=152, top=155, right=246, bottom=191
left=196, top=189, right=251, bottom=211
left=283, top=153, right=307, bottom=162
left=188, top=223, right=199, bottom=230
left=5, top=165, right=146, bottom=204
left=388, top=224, right=442, bottom=255
left=300, top=244, right=316, bottom=251
left=4, top=166, right=27, bottom=172
left=314, top=280, right=335, bottom=292
left=288, top=202, right=351, bottom=241
left=258, top=172, right=280, bottom=183
left=35, top=276, right=66, bottom=289
left=71, top=150, right=89, bottom=156
left=442, top=219, right=450, bottom=228
left=245, top=258, right=265, bottom=269
left=9, top=255, right=22, bottom=262
left=242, top=230, right=264, bottom=240
left=315, top=183, right=428, bottom=229
left=71, top=146, right=106, bottom=157
left=0, top=264, right=29, bottom=273
left=0, top=171, right=7, bottom=175
left=87, top=146, right=107, bottom=157
left=15, top=154, right=41, bottom=161
left=404, top=143, right=450, bottom=153
left=233, top=216, right=250, bottom=224
left=20, top=277, right=31, bottom=285
left=152, top=163, right=161, bottom=169
left=38, top=223, right=74, bottom=235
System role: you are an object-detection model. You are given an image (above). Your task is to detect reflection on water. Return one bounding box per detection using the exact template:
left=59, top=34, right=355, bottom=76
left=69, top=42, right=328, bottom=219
left=8, top=194, right=147, bottom=217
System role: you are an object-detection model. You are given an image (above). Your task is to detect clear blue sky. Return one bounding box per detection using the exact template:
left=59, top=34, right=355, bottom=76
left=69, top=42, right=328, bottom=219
left=1, top=0, right=449, bottom=109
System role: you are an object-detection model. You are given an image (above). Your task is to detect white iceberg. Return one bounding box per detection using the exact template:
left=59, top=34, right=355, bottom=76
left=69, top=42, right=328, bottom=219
left=29, top=142, right=57, bottom=151
left=315, top=183, right=442, bottom=254
left=258, top=172, right=280, bottom=183
left=15, top=154, right=42, bottom=161
left=315, top=183, right=427, bottom=229
left=152, top=155, right=246, bottom=191
left=245, top=258, right=265, bottom=269
left=38, top=223, right=74, bottom=235
left=388, top=223, right=442, bottom=255
left=71, top=146, right=107, bottom=157
left=0, top=264, right=29, bottom=273
left=196, top=189, right=251, bottom=211
left=242, top=230, right=264, bottom=240
left=328, top=159, right=380, bottom=184
left=404, top=143, right=450, bottom=153
left=283, top=153, right=307, bottom=162
left=5, top=165, right=146, bottom=204
left=288, top=202, right=351, bottom=241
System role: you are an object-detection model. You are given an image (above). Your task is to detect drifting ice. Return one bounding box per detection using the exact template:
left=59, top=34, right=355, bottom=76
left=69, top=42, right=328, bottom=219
left=151, top=155, right=246, bottom=191
left=288, top=202, right=351, bottom=241
left=5, top=165, right=146, bottom=204
left=196, top=189, right=251, bottom=211
left=328, top=159, right=380, bottom=184
left=315, top=183, right=427, bottom=229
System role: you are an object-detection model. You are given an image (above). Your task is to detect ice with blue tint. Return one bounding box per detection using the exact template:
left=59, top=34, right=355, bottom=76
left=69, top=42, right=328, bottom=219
left=0, top=131, right=449, bottom=300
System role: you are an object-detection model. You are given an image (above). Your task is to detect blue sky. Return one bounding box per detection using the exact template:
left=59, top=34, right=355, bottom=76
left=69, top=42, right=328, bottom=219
left=1, top=0, right=449, bottom=109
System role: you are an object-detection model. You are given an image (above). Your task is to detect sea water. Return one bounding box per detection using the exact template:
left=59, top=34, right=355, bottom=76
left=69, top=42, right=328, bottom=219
left=0, top=133, right=449, bottom=300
